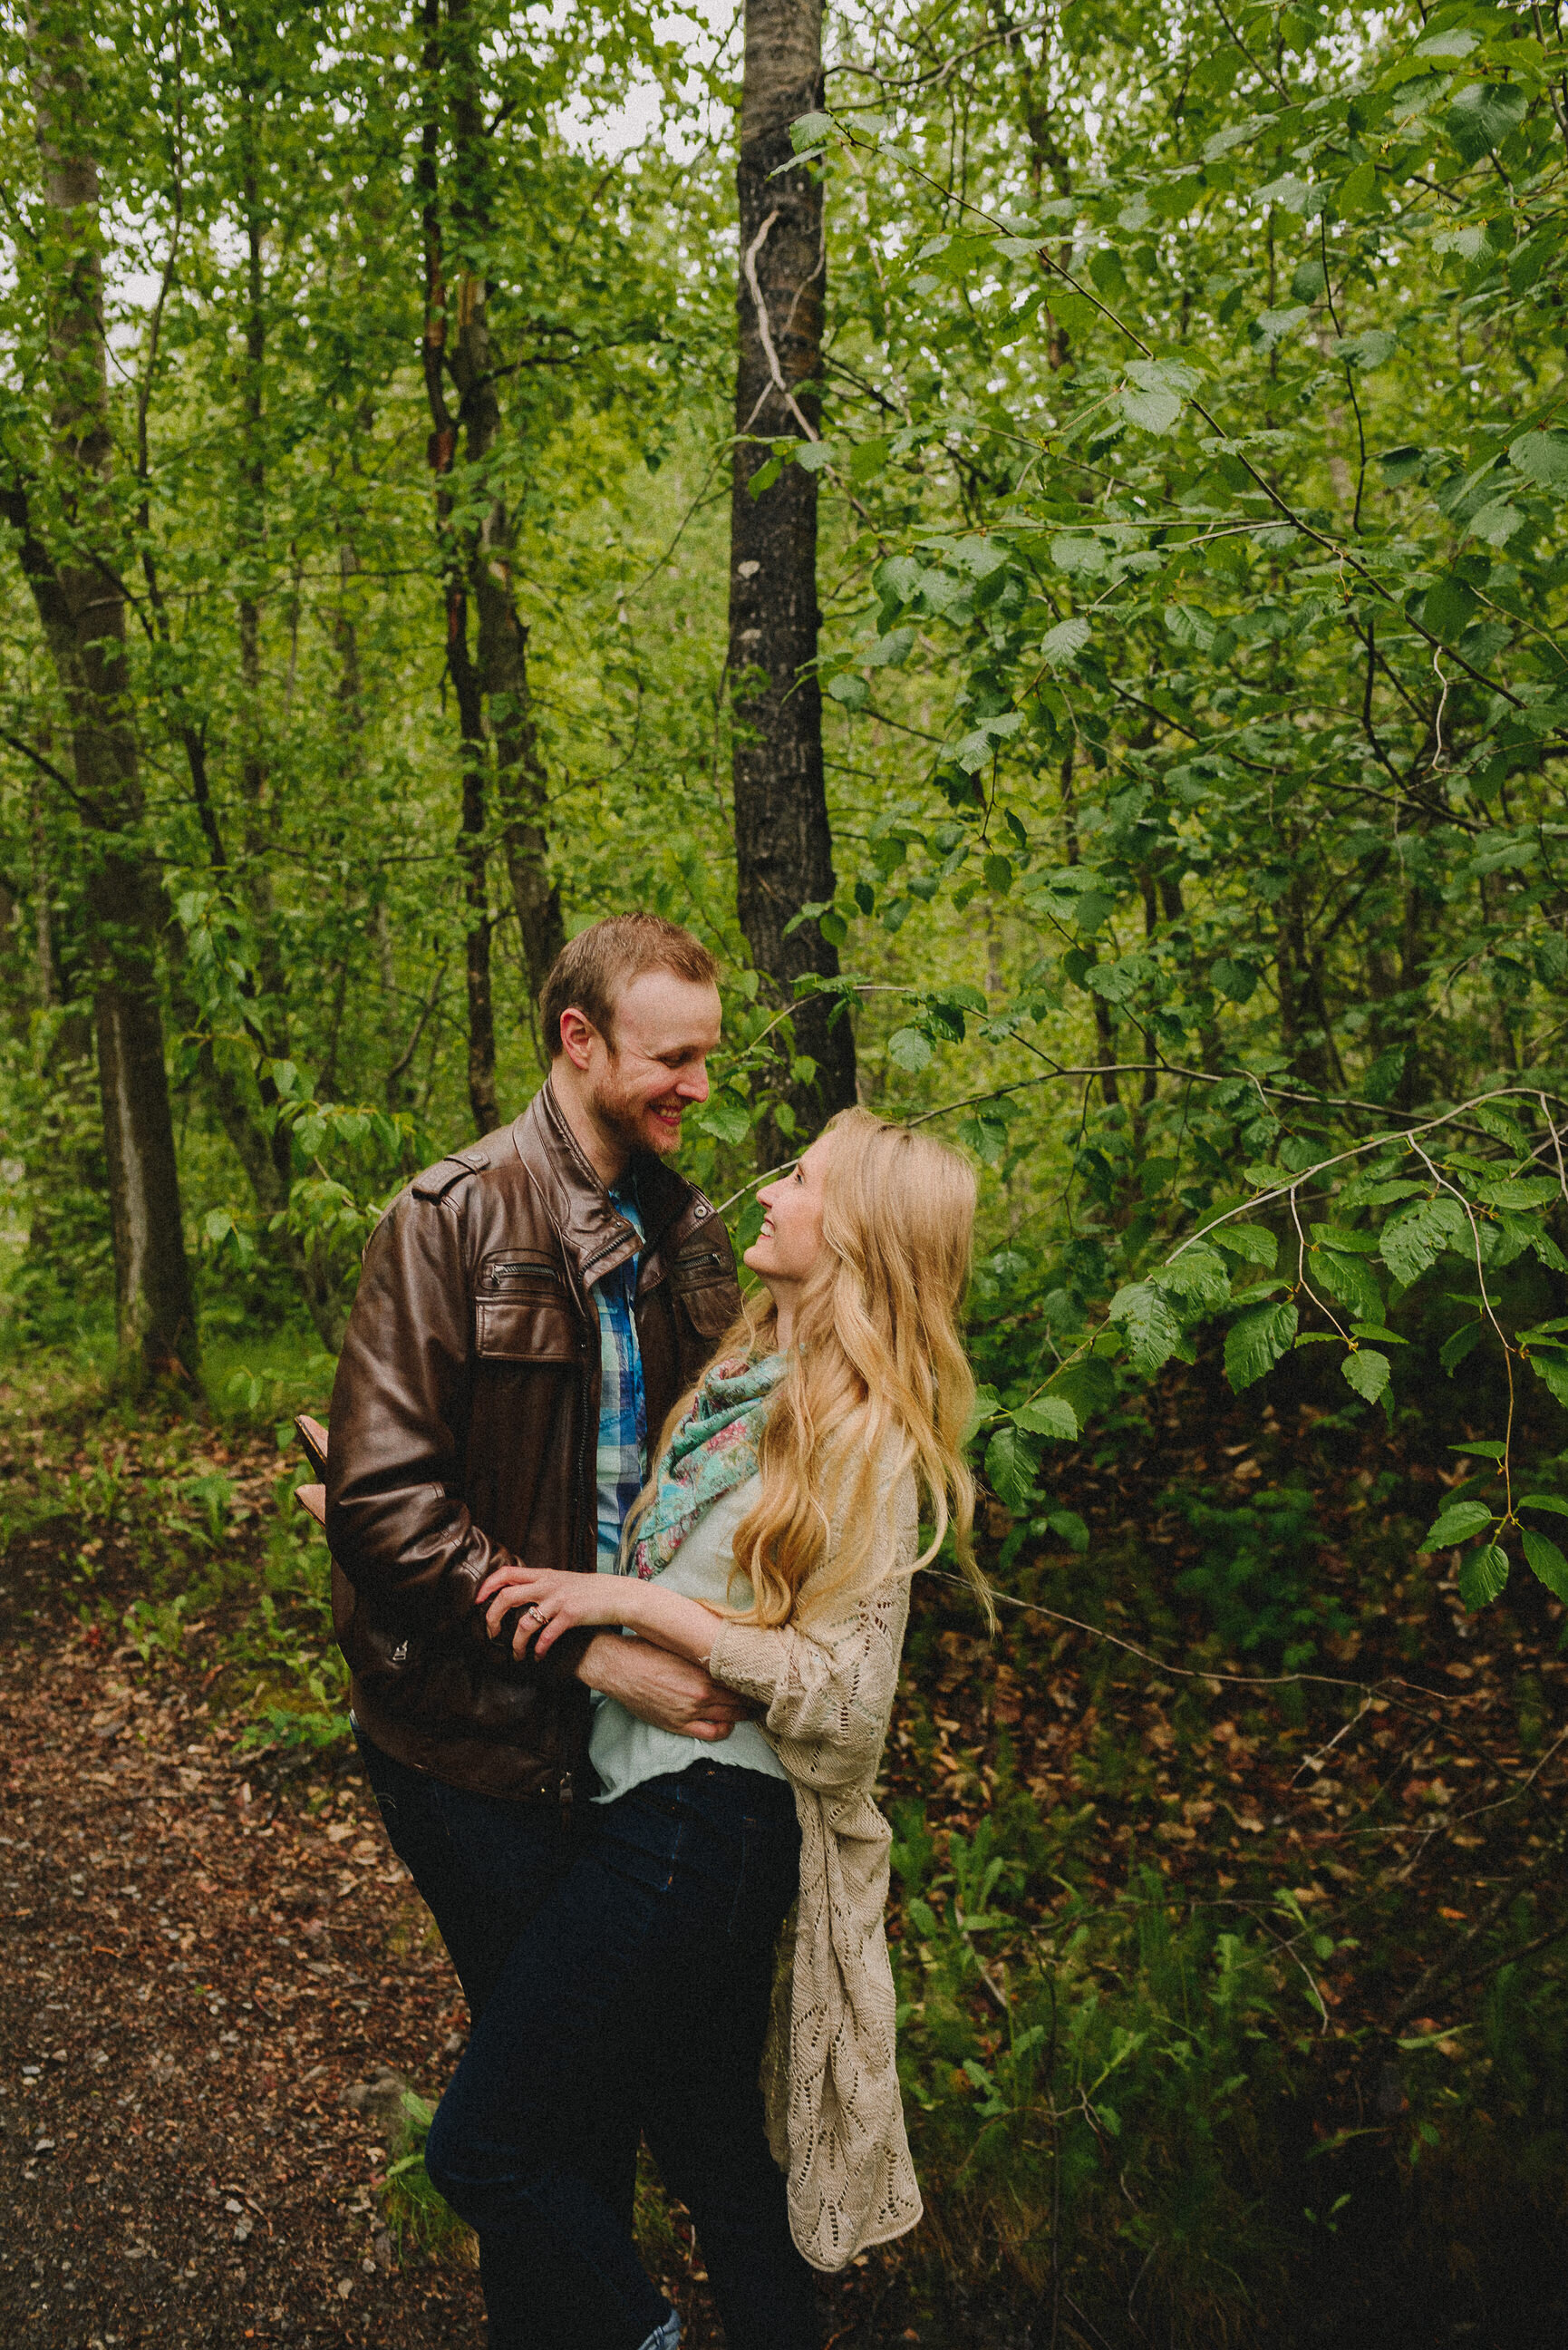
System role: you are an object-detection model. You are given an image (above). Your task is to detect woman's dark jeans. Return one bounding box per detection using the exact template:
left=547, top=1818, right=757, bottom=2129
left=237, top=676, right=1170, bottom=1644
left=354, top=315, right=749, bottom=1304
left=357, top=1731, right=817, bottom=2350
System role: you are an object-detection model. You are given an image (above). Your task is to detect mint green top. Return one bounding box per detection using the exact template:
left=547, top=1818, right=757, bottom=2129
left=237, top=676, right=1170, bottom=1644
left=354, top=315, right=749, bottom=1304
left=588, top=1472, right=789, bottom=1805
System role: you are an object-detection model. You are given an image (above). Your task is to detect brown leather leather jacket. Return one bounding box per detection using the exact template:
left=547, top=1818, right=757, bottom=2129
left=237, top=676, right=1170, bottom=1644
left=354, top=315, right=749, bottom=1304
left=325, top=1080, right=740, bottom=1805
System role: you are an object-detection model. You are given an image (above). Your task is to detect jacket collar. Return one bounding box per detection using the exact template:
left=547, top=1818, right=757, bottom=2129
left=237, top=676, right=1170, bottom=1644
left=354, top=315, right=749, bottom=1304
left=516, top=1078, right=699, bottom=1286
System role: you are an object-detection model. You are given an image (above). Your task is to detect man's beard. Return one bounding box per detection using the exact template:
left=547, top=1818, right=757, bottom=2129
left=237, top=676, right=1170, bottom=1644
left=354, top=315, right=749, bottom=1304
left=587, top=1062, right=682, bottom=1158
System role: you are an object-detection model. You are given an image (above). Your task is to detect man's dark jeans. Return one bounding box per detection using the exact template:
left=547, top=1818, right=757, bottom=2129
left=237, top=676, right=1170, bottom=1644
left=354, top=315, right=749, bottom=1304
left=356, top=1733, right=818, bottom=2350
left=353, top=1729, right=640, bottom=2290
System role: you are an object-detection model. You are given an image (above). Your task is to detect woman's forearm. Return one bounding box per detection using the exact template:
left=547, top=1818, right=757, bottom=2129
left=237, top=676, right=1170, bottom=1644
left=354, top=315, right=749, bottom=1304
left=615, top=1580, right=724, bottom=1665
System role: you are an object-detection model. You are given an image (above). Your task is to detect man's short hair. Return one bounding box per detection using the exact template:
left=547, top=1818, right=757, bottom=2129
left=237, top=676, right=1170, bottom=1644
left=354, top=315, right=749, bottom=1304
left=539, top=915, right=721, bottom=1059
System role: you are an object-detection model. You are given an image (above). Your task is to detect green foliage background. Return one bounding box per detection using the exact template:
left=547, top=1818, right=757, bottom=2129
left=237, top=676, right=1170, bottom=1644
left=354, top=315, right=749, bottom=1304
left=5, top=0, right=1568, bottom=2336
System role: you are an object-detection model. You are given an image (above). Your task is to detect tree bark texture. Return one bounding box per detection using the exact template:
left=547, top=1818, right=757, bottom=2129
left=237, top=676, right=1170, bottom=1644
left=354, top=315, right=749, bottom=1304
left=16, top=11, right=198, bottom=1384
left=730, top=0, right=856, bottom=1144
left=421, top=0, right=562, bottom=1132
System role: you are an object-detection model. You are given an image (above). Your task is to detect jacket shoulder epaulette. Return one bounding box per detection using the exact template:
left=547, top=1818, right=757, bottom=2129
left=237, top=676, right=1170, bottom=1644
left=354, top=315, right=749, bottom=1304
left=410, top=1145, right=492, bottom=1204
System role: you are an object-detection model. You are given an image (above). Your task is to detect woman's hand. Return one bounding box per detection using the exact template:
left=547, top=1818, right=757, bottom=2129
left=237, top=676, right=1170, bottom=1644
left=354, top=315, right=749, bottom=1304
left=475, top=1562, right=645, bottom=1659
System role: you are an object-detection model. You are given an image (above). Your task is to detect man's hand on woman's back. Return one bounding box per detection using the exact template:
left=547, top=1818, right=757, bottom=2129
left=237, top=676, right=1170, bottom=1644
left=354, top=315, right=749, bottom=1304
left=575, top=1632, right=751, bottom=1741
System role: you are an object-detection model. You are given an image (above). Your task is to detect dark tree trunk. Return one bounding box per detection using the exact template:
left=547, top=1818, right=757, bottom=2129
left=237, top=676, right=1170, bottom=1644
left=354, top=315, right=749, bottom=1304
left=136, top=53, right=346, bottom=1356
left=1278, top=872, right=1337, bottom=1095
left=730, top=0, right=856, bottom=1150
left=420, top=0, right=562, bottom=1129
left=15, top=12, right=198, bottom=1385
left=1061, top=750, right=1119, bottom=1107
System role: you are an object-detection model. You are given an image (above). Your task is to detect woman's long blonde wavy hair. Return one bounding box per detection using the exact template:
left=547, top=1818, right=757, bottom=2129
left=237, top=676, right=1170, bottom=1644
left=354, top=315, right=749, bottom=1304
left=644, top=1107, right=992, bottom=1629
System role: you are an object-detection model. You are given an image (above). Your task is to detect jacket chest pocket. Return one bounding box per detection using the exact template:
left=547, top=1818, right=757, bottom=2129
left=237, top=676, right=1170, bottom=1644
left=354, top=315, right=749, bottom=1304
left=476, top=1256, right=581, bottom=1363
left=669, top=1245, right=736, bottom=1339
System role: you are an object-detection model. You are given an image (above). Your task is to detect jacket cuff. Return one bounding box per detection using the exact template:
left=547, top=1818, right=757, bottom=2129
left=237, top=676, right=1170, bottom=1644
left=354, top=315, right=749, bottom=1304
left=539, top=1625, right=595, bottom=1683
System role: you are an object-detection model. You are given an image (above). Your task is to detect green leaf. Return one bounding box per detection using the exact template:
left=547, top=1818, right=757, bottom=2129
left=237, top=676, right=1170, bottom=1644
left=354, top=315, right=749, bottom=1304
left=1337, top=159, right=1379, bottom=212
left=1108, top=1280, right=1185, bottom=1374
left=1345, top=1179, right=1428, bottom=1207
left=1523, top=1529, right=1568, bottom=1601
left=985, top=1423, right=1040, bottom=1511
left=1049, top=288, right=1099, bottom=336
left=789, top=111, right=834, bottom=151
left=1041, top=616, right=1091, bottom=668
left=1157, top=1245, right=1231, bottom=1309
left=1045, top=1507, right=1090, bottom=1553
left=1205, top=114, right=1268, bottom=160
left=1421, top=1500, right=1495, bottom=1549
left=1313, top=1248, right=1384, bottom=1324
left=1340, top=327, right=1398, bottom=371
left=1510, top=431, right=1568, bottom=493
left=1290, top=254, right=1327, bottom=306
left=1379, top=1195, right=1467, bottom=1286
left=1469, top=1104, right=1532, bottom=1152
left=1251, top=305, right=1309, bottom=352
left=1120, top=384, right=1182, bottom=435
left=1530, top=1351, right=1568, bottom=1409
left=1211, top=1225, right=1278, bottom=1268
left=1467, top=500, right=1525, bottom=546
left=1341, top=1347, right=1390, bottom=1404
left=1518, top=1494, right=1568, bottom=1520
left=1086, top=953, right=1156, bottom=1005
left=1446, top=79, right=1528, bottom=163
left=1470, top=1176, right=1558, bottom=1209
left=1166, top=603, right=1218, bottom=655
left=692, top=1093, right=751, bottom=1147
left=1458, top=1544, right=1509, bottom=1612
left=953, top=713, right=1024, bottom=772
left=1209, top=956, right=1261, bottom=1002
left=1050, top=1355, right=1117, bottom=1427
left=1014, top=1394, right=1079, bottom=1441
left=1224, top=1301, right=1298, bottom=1393
left=886, top=1026, right=933, bottom=1073
left=1440, top=1321, right=1482, bottom=1375
left=1422, top=577, right=1479, bottom=641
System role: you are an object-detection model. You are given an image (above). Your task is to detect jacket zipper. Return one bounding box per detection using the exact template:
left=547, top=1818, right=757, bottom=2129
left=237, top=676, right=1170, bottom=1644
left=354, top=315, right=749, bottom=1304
left=559, top=1768, right=574, bottom=1829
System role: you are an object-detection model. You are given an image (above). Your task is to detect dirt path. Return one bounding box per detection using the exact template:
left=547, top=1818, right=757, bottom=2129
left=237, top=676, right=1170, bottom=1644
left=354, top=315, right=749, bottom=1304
left=0, top=1604, right=493, bottom=2349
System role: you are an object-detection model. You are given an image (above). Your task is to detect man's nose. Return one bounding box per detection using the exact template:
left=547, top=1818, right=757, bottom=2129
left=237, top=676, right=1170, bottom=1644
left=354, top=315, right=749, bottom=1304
left=677, top=1062, right=711, bottom=1103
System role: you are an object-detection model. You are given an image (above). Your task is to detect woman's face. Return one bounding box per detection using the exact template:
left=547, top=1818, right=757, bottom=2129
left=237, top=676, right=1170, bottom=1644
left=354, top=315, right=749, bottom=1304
left=745, top=1135, right=834, bottom=1300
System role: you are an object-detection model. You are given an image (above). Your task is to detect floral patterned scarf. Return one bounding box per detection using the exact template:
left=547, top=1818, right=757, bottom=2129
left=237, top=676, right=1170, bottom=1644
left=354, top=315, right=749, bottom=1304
left=625, top=1350, right=786, bottom=1580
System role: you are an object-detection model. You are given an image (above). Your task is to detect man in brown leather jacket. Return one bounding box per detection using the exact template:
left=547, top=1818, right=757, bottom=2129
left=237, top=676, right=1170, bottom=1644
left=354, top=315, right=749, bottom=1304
left=325, top=915, right=747, bottom=2338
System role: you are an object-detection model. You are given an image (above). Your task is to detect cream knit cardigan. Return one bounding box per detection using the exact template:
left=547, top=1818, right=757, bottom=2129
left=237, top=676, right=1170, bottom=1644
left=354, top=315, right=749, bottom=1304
left=705, top=1468, right=921, bottom=2273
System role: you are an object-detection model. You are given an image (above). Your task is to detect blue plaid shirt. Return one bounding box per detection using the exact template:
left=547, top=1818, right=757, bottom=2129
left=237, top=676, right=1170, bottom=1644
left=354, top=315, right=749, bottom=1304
left=593, top=1177, right=647, bottom=1571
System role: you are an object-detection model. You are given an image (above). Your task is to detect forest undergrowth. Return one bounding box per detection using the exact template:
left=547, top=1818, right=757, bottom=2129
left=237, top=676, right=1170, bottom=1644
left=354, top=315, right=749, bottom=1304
left=4, top=1320, right=1568, bottom=2348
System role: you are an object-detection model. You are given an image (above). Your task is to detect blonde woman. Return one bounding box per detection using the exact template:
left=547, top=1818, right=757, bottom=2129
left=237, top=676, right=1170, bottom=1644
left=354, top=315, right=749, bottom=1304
left=425, top=1109, right=984, bottom=2350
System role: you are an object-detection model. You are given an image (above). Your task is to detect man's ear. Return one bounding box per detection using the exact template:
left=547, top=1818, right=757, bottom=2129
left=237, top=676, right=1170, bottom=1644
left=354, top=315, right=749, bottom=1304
left=557, top=1006, right=599, bottom=1072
